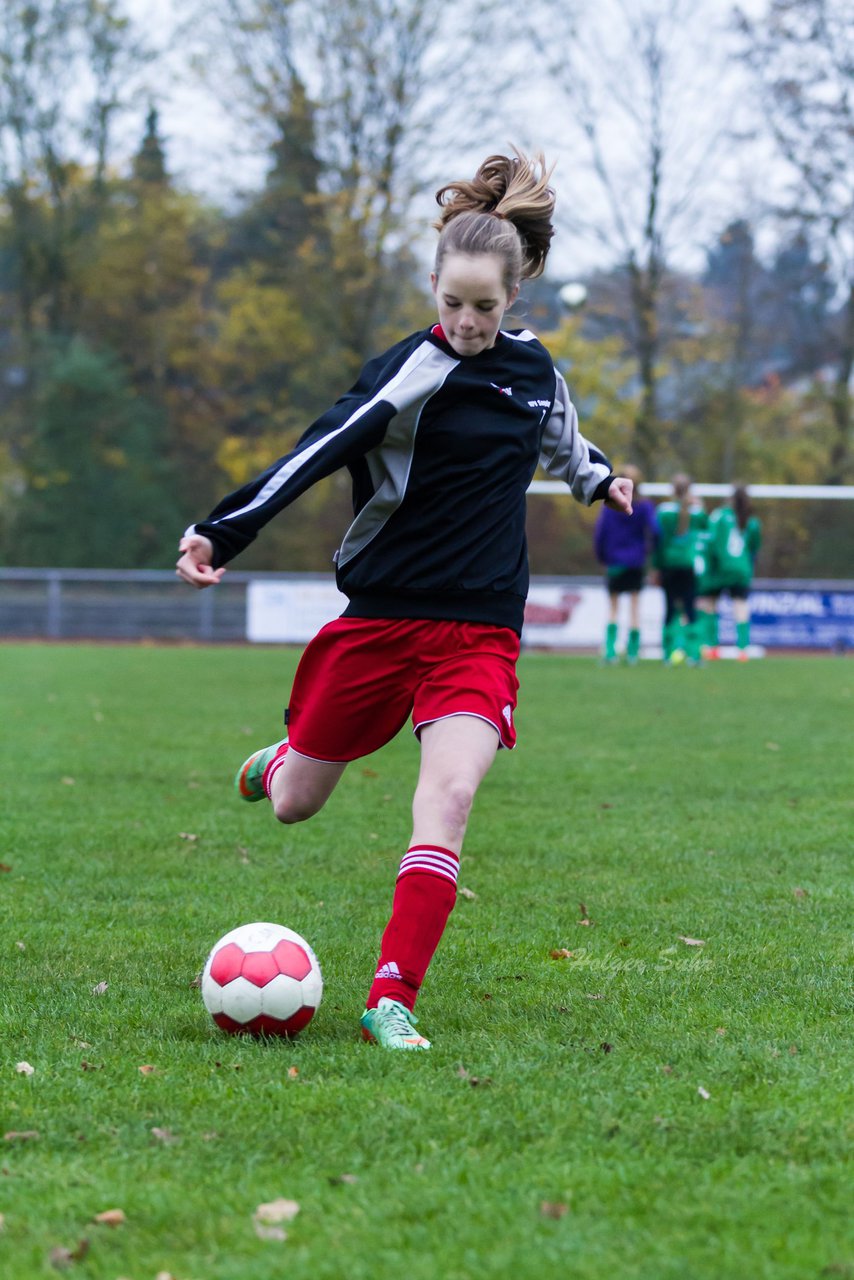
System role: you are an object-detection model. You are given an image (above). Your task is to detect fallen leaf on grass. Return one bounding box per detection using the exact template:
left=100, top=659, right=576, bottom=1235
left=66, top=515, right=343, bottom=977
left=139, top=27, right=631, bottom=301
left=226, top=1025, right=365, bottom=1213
left=765, top=741, right=780, bottom=751
left=189, top=973, right=202, bottom=988
left=15, top=940, right=25, bottom=950
left=540, top=1201, right=570, bottom=1219
left=4, top=1130, right=39, bottom=1143
left=697, top=1085, right=711, bottom=1100
left=287, top=1066, right=299, bottom=1079
left=578, top=901, right=594, bottom=926
left=254, top=1198, right=300, bottom=1224
left=456, top=1066, right=491, bottom=1085
left=328, top=1173, right=358, bottom=1185
left=93, top=1208, right=126, bottom=1227
left=550, top=948, right=574, bottom=960
left=61, top=777, right=76, bottom=786
left=677, top=935, right=705, bottom=947
left=253, top=1197, right=299, bottom=1241
left=138, top=1064, right=157, bottom=1075
left=151, top=1127, right=179, bottom=1145
left=0, top=863, right=12, bottom=872
left=49, top=1239, right=89, bottom=1269
left=15, top=1062, right=34, bottom=1076
left=586, top=993, right=606, bottom=1000
left=458, top=886, right=477, bottom=900
left=792, top=887, right=809, bottom=899
left=91, top=981, right=108, bottom=995
left=600, top=1042, right=614, bottom=1054
left=178, top=832, right=198, bottom=842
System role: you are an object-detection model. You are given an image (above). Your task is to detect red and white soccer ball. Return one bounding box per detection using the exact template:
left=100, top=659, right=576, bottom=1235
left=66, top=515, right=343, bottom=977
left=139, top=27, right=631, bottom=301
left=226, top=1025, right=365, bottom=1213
left=201, top=921, right=323, bottom=1038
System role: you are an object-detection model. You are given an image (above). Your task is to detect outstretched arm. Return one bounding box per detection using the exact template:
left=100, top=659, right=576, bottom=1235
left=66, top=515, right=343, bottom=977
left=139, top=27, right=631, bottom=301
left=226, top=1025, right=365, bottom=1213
left=176, top=533, right=227, bottom=589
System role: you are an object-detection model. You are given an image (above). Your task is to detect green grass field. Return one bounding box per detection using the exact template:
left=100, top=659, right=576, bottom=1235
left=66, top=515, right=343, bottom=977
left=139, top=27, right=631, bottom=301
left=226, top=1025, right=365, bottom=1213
left=1, top=644, right=851, bottom=1280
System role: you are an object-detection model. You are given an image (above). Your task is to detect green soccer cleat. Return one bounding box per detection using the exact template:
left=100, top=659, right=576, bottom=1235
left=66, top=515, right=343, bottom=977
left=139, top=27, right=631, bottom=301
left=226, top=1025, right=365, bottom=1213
left=234, top=738, right=288, bottom=803
left=360, top=997, right=431, bottom=1051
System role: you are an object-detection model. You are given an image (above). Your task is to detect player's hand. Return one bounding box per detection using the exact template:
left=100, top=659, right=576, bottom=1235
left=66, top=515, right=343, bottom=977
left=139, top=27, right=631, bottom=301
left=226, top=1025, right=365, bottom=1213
left=176, top=533, right=226, bottom=589
left=605, top=476, right=633, bottom=515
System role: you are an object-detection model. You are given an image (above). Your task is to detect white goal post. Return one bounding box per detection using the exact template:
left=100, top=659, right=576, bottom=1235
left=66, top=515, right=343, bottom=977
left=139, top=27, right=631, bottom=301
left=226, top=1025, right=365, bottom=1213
left=528, top=482, right=854, bottom=500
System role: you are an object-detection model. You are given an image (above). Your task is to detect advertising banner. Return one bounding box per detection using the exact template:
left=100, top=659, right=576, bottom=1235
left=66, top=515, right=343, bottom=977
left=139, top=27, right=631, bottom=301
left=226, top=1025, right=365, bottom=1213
left=724, top=588, right=854, bottom=651
left=247, top=578, right=853, bottom=652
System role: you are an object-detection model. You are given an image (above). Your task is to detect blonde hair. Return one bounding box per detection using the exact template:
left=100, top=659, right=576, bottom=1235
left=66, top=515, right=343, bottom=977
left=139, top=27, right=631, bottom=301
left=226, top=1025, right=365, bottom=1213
left=433, top=148, right=556, bottom=291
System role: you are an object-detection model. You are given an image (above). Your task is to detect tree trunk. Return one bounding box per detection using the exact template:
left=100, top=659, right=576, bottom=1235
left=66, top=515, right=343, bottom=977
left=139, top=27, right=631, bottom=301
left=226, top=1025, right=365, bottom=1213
left=825, top=280, right=854, bottom=484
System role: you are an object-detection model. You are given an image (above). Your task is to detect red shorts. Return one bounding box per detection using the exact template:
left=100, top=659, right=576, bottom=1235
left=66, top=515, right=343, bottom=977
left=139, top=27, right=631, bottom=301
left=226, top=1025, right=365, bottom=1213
left=285, top=617, right=520, bottom=763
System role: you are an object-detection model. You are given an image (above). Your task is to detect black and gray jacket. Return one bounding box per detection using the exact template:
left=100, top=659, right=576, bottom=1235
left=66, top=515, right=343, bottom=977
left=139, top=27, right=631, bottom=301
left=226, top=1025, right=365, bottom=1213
left=189, top=325, right=614, bottom=635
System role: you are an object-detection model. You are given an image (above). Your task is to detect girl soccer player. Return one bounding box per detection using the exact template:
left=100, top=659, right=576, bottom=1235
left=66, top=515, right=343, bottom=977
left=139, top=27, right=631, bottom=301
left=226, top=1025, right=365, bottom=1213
left=707, top=485, right=762, bottom=659
left=176, top=149, right=633, bottom=1051
left=593, top=464, right=658, bottom=663
left=654, top=474, right=707, bottom=664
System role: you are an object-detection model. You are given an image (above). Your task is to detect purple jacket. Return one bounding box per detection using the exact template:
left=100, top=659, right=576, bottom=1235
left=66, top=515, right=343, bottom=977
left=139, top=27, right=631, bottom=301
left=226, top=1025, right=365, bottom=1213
left=594, top=498, right=658, bottom=570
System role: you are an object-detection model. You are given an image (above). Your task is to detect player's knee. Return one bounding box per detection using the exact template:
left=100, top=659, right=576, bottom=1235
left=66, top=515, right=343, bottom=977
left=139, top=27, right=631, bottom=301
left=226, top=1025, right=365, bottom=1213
left=272, top=792, right=321, bottom=825
left=418, top=777, right=476, bottom=837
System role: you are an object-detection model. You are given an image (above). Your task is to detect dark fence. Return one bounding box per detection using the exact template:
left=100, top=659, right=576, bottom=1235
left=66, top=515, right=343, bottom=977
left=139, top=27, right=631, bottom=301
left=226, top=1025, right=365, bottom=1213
left=0, top=568, right=263, bottom=642
left=1, top=569, right=852, bottom=646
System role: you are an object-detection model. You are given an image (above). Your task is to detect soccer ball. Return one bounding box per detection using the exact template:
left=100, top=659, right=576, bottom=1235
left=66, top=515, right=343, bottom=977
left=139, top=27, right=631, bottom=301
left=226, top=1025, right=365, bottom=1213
left=558, top=281, right=588, bottom=310
left=201, top=921, right=323, bottom=1037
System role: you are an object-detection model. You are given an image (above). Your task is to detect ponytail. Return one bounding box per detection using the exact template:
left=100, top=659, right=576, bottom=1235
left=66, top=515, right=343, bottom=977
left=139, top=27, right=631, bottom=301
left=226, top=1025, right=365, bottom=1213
left=434, top=148, right=556, bottom=290
left=733, top=485, right=751, bottom=530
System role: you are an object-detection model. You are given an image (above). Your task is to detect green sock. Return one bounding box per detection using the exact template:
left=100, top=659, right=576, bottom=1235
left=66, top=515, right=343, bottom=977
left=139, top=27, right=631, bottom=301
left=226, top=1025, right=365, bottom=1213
left=686, top=620, right=702, bottom=663
left=604, top=621, right=618, bottom=660
left=708, top=610, right=720, bottom=648
left=697, top=608, right=713, bottom=649
left=626, top=628, right=640, bottom=661
left=736, top=620, right=750, bottom=650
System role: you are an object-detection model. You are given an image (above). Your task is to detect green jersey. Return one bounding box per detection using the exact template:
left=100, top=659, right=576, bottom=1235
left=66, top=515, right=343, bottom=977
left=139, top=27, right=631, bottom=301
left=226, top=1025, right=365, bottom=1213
left=708, top=506, right=761, bottom=587
left=655, top=502, right=707, bottom=571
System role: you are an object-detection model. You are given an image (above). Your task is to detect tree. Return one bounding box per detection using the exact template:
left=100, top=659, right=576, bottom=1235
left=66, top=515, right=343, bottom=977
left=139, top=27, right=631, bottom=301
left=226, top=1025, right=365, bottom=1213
left=12, top=337, right=176, bottom=567
left=527, top=0, right=740, bottom=473
left=204, top=0, right=498, bottom=358
left=133, top=105, right=168, bottom=186
left=75, top=110, right=226, bottom=521
left=736, top=0, right=854, bottom=482
left=0, top=1, right=151, bottom=339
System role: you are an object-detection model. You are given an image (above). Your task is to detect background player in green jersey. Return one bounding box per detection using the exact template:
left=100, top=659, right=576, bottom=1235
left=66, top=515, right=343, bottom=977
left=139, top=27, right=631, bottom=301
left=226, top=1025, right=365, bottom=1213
left=693, top=498, right=721, bottom=658
left=706, top=485, right=762, bottom=659
left=654, top=474, right=707, bottom=664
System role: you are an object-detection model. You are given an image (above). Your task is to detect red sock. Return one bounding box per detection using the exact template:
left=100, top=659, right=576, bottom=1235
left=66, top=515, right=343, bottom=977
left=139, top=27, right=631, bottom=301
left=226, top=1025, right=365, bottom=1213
left=262, top=741, right=290, bottom=799
left=366, top=845, right=459, bottom=1011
